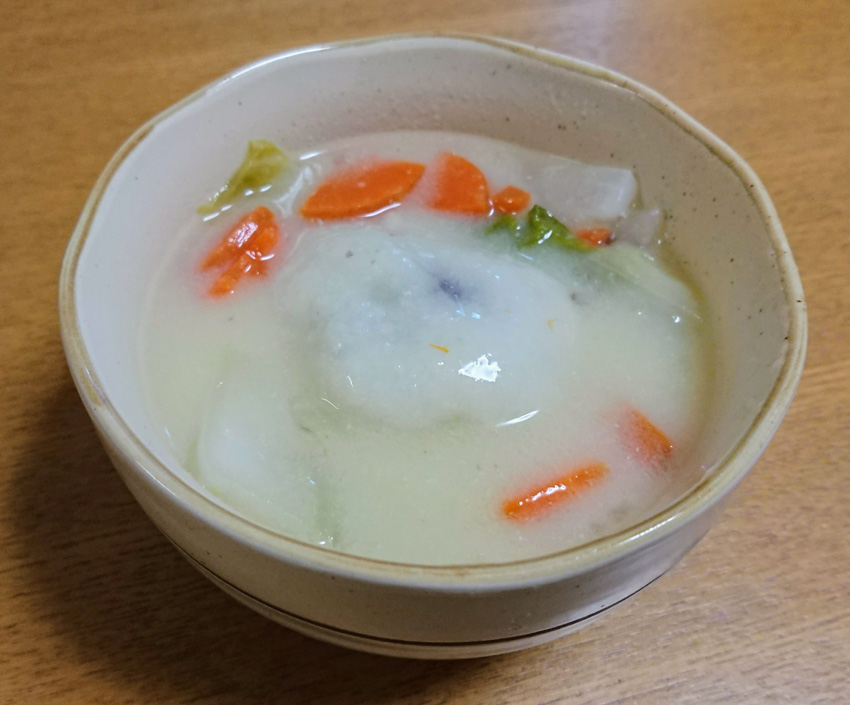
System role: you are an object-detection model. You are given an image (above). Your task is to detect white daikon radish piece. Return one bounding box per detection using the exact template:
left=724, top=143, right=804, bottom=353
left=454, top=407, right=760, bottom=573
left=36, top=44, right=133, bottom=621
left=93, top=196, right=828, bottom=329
left=614, top=206, right=664, bottom=248
left=541, top=162, right=637, bottom=226
left=194, top=359, right=326, bottom=540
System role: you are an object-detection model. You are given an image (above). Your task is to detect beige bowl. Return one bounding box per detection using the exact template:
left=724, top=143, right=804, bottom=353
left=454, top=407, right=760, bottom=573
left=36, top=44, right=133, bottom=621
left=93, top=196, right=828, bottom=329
left=59, top=35, right=806, bottom=658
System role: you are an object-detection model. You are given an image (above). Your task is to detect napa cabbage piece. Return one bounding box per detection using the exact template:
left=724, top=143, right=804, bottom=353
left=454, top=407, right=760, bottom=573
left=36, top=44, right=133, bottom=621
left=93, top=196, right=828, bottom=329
left=589, top=244, right=701, bottom=320
left=524, top=206, right=594, bottom=251
left=486, top=213, right=522, bottom=236
left=485, top=207, right=594, bottom=252
left=198, top=140, right=287, bottom=215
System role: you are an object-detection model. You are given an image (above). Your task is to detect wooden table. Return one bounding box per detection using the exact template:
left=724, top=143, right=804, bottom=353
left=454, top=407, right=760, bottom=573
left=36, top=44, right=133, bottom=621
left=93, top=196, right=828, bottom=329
left=2, top=1, right=848, bottom=702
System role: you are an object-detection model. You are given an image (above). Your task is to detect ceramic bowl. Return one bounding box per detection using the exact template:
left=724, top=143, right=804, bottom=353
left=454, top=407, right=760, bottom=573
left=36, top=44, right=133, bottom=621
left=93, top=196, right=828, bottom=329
left=59, top=35, right=806, bottom=658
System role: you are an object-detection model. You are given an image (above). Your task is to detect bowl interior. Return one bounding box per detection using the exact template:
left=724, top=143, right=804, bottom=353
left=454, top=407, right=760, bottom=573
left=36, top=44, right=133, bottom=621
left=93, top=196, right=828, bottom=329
left=64, top=35, right=802, bottom=570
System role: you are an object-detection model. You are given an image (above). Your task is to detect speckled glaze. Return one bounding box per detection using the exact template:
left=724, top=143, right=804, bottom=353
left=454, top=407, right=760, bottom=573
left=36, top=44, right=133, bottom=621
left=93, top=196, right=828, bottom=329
left=59, top=35, right=806, bottom=658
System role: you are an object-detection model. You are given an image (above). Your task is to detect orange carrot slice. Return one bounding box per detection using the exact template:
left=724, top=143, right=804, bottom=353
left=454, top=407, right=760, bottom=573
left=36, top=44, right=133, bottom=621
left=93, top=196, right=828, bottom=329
left=492, top=185, right=531, bottom=215
left=619, top=406, right=674, bottom=468
left=502, top=463, right=609, bottom=522
left=201, top=206, right=275, bottom=270
left=300, top=160, right=425, bottom=219
left=209, top=221, right=279, bottom=297
left=428, top=153, right=491, bottom=215
left=575, top=227, right=613, bottom=248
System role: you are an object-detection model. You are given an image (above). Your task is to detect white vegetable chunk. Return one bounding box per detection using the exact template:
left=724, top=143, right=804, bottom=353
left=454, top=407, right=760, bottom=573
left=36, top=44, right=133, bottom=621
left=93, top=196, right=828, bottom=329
left=614, top=206, right=664, bottom=248
left=542, top=162, right=638, bottom=226
left=195, top=360, right=324, bottom=539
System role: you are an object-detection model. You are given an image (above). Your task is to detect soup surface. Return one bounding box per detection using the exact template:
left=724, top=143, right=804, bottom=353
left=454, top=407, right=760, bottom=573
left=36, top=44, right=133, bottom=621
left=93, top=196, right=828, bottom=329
left=141, top=131, right=710, bottom=565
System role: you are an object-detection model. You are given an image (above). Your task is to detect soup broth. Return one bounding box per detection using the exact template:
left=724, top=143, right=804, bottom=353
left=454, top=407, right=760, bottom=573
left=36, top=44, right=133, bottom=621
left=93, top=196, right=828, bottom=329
left=141, top=131, right=710, bottom=565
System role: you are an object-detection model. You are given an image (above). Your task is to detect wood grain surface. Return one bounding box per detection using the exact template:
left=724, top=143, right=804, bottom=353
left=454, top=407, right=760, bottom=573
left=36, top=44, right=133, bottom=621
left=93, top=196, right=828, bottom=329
left=1, top=0, right=848, bottom=702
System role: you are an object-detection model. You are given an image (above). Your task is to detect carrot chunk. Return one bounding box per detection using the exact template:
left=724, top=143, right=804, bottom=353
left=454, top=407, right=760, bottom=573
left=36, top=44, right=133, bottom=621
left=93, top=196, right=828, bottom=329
left=300, top=160, right=425, bottom=219
left=201, top=206, right=275, bottom=270
left=575, top=227, right=613, bottom=248
left=619, top=406, right=674, bottom=468
left=492, top=185, right=531, bottom=215
left=428, top=153, right=491, bottom=215
left=208, top=219, right=279, bottom=297
left=502, top=463, right=609, bottom=522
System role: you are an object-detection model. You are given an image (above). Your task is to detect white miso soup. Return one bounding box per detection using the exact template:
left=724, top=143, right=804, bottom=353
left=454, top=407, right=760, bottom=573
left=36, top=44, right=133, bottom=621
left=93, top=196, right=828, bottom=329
left=140, top=131, right=711, bottom=565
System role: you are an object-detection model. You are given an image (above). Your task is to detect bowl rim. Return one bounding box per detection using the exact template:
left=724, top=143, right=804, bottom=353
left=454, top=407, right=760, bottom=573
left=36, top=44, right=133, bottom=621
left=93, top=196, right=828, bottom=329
left=58, top=32, right=807, bottom=590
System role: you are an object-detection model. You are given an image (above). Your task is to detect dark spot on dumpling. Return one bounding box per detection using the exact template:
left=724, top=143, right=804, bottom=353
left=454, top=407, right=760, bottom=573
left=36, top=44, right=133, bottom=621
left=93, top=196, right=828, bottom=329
left=439, top=278, right=464, bottom=301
